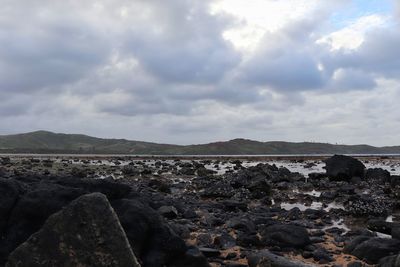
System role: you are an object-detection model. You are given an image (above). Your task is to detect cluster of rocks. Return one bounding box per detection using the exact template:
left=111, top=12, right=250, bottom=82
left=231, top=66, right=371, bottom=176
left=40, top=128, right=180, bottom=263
left=0, top=176, right=209, bottom=267
left=0, top=154, right=400, bottom=266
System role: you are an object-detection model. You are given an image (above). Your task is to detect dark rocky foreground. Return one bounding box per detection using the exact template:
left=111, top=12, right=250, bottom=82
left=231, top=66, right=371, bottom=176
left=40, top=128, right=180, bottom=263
left=0, top=154, right=400, bottom=266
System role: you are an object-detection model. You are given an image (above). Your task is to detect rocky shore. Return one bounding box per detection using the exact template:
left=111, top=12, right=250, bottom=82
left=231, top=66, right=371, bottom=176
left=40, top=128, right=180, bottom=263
left=1, top=154, right=400, bottom=266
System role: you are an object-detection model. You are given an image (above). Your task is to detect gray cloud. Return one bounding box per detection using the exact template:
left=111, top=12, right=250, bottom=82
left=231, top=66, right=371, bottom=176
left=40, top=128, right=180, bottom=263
left=324, top=29, right=400, bottom=79
left=123, top=0, right=240, bottom=84
left=0, top=2, right=110, bottom=93
left=327, top=68, right=377, bottom=92
left=0, top=0, right=399, bottom=145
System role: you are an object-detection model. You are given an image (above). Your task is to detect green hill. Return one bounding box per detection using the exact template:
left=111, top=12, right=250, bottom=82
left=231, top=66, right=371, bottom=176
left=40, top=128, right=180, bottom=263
left=0, top=131, right=399, bottom=155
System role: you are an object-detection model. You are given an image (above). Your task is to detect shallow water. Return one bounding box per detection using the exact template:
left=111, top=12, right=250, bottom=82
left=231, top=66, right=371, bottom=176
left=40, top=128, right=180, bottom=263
left=280, top=201, right=344, bottom=212
left=44, top=156, right=400, bottom=176
left=323, top=219, right=351, bottom=234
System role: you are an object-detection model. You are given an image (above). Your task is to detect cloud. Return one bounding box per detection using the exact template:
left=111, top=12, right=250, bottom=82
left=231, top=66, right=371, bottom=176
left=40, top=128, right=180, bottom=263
left=317, top=15, right=388, bottom=51
left=396, top=1, right=400, bottom=17
left=325, top=28, right=400, bottom=78
left=0, top=0, right=399, bottom=145
left=0, top=1, right=110, bottom=93
left=328, top=68, right=377, bottom=91
left=236, top=15, right=329, bottom=91
left=122, top=0, right=241, bottom=84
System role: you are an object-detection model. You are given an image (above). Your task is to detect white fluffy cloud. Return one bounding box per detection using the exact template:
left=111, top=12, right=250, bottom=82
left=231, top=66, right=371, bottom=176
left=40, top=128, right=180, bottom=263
left=0, top=0, right=399, bottom=146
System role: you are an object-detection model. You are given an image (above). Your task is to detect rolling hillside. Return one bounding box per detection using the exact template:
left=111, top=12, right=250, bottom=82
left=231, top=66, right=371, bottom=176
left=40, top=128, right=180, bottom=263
left=0, top=131, right=399, bottom=155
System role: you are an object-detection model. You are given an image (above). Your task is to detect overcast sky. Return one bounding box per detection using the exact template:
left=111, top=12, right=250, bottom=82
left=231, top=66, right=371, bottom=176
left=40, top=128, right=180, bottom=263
left=1, top=0, right=399, bottom=146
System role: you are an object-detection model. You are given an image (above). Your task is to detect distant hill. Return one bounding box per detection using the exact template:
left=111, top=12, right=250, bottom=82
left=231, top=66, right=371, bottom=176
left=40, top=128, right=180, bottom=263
left=0, top=131, right=399, bottom=155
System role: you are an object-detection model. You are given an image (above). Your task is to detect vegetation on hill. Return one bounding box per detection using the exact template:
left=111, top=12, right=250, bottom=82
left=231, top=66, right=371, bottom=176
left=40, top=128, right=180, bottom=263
left=0, top=131, right=399, bottom=155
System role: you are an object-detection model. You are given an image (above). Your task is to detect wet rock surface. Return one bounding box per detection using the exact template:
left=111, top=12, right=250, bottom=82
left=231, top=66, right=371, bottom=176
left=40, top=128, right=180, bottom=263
left=0, top=154, right=400, bottom=266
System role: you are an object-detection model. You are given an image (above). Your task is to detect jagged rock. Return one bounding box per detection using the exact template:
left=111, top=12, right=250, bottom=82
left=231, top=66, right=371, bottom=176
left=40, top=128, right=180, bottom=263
left=6, top=193, right=140, bottom=267
left=0, top=176, right=132, bottom=264
left=0, top=183, right=86, bottom=262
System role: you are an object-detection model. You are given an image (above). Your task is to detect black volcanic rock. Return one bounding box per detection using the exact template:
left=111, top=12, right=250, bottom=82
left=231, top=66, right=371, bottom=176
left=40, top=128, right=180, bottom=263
left=259, top=224, right=311, bottom=249
left=0, top=183, right=86, bottom=262
left=112, top=198, right=208, bottom=267
left=365, top=168, right=391, bottom=182
left=367, top=219, right=399, bottom=235
left=0, top=179, right=24, bottom=234
left=248, top=250, right=314, bottom=267
left=324, top=155, right=366, bottom=180
left=6, top=193, right=140, bottom=267
left=0, top=174, right=208, bottom=267
left=345, top=195, right=392, bottom=217
left=345, top=237, right=400, bottom=264
left=378, top=254, right=400, bottom=267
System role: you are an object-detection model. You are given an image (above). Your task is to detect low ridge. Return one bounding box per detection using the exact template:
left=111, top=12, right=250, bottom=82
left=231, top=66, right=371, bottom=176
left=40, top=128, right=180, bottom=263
left=0, top=131, right=399, bottom=155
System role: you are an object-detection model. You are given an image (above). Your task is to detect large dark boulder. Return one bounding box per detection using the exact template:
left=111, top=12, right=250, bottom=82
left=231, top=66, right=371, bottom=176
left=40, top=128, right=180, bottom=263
left=324, top=155, right=365, bottom=180
left=0, top=176, right=132, bottom=264
left=366, top=168, right=391, bottom=183
left=6, top=193, right=140, bottom=267
left=0, top=183, right=86, bottom=263
left=259, top=224, right=311, bottom=248
left=112, top=198, right=208, bottom=267
left=345, top=237, right=400, bottom=264
left=0, top=174, right=207, bottom=267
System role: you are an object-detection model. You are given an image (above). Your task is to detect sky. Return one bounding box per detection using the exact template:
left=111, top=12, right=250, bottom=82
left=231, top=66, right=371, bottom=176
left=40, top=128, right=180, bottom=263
left=0, top=0, right=399, bottom=146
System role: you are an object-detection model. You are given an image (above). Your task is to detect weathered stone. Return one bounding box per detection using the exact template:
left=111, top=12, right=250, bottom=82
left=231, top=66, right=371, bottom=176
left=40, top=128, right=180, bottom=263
left=260, top=224, right=311, bottom=249
left=345, top=237, right=400, bottom=264
left=6, top=193, right=140, bottom=267
left=324, top=155, right=365, bottom=180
